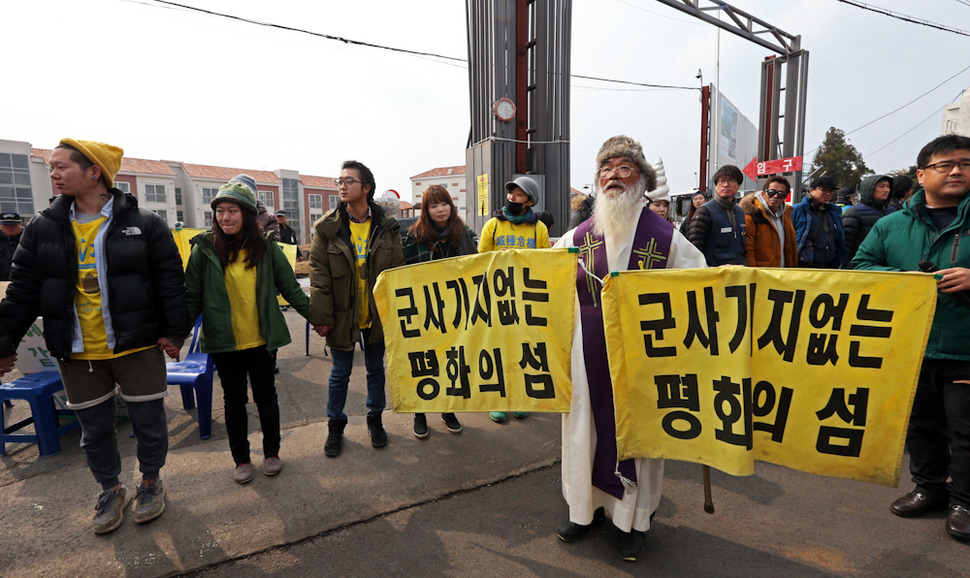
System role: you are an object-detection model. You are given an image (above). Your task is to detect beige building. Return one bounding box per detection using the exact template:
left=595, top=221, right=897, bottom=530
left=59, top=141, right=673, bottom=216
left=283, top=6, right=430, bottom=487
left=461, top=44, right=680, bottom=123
left=410, top=165, right=467, bottom=221
left=942, top=88, right=970, bottom=138
left=1, top=139, right=344, bottom=244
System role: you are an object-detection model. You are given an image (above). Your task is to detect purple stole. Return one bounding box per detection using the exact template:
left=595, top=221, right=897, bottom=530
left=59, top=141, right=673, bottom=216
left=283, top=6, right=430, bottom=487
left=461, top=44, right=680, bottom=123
left=574, top=208, right=673, bottom=499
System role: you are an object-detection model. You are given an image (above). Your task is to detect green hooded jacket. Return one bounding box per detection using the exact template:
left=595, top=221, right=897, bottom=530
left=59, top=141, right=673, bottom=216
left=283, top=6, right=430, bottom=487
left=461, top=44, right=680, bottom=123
left=852, top=189, right=970, bottom=360
left=185, top=231, right=310, bottom=354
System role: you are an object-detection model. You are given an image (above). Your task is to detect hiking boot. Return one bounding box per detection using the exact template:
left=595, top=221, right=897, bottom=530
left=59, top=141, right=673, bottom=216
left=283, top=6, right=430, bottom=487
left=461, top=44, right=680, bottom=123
left=234, top=462, right=255, bottom=484
left=512, top=412, right=529, bottom=419
left=263, top=456, right=282, bottom=476
left=441, top=413, right=462, bottom=434
left=132, top=478, right=166, bottom=525
left=325, top=420, right=346, bottom=457
left=93, top=486, right=131, bottom=534
left=413, top=413, right=429, bottom=439
left=618, top=529, right=646, bottom=561
left=490, top=412, right=507, bottom=423
left=367, top=413, right=388, bottom=448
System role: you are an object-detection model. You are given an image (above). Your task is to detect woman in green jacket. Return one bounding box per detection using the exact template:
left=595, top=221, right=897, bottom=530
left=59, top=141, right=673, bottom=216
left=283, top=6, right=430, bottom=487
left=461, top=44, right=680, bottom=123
left=402, top=185, right=477, bottom=438
left=185, top=179, right=312, bottom=484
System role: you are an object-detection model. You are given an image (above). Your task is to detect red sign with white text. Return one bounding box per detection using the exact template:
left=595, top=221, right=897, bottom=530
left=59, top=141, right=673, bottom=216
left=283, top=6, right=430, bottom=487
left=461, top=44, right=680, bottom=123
left=742, top=156, right=803, bottom=180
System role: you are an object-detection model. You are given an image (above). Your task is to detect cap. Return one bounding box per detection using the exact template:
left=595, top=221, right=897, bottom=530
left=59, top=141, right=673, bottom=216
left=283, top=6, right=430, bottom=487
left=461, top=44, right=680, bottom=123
left=0, top=212, right=22, bottom=225
left=211, top=181, right=258, bottom=215
left=504, top=175, right=540, bottom=205
left=810, top=175, right=839, bottom=190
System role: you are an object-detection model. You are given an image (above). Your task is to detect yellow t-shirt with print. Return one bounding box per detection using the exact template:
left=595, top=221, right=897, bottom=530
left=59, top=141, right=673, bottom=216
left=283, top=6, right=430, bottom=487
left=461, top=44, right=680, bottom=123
left=349, top=219, right=371, bottom=329
left=224, top=249, right=266, bottom=350
left=72, top=217, right=152, bottom=360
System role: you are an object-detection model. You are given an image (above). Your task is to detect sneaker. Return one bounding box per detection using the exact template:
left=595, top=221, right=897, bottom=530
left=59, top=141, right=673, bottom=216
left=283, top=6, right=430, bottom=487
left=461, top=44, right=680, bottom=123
left=512, top=411, right=529, bottom=419
left=618, top=529, right=646, bottom=561
left=234, top=462, right=256, bottom=484
left=263, top=456, right=283, bottom=476
left=441, top=413, right=462, bottom=433
left=490, top=411, right=507, bottom=423
left=93, top=486, right=131, bottom=534
left=132, top=478, right=166, bottom=525
left=413, top=413, right=429, bottom=439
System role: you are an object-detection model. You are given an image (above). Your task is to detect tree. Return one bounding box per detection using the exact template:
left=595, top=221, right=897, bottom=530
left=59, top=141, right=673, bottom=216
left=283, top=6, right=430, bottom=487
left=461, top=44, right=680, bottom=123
left=889, top=165, right=918, bottom=184
left=811, top=127, right=871, bottom=190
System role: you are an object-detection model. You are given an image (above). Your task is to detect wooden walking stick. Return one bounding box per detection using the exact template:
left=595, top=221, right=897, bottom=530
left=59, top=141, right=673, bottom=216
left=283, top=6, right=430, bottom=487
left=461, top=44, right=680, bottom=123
left=702, top=465, right=715, bottom=514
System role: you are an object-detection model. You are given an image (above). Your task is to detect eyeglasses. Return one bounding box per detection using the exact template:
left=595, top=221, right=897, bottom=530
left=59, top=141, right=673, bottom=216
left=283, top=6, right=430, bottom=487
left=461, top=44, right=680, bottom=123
left=922, top=159, right=970, bottom=174
left=335, top=178, right=361, bottom=187
left=599, top=165, right=638, bottom=179
left=763, top=189, right=787, bottom=198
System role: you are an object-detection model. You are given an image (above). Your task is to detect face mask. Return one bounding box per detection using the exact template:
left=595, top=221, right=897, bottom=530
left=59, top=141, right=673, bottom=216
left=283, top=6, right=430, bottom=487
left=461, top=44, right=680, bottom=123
left=505, top=199, right=525, bottom=215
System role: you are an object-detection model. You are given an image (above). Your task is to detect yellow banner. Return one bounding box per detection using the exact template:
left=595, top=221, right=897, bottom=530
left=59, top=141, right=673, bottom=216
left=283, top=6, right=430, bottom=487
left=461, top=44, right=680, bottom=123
left=374, top=249, right=576, bottom=413
left=171, top=228, right=207, bottom=270
left=604, top=267, right=937, bottom=487
left=172, top=228, right=298, bottom=306
left=477, top=173, right=489, bottom=216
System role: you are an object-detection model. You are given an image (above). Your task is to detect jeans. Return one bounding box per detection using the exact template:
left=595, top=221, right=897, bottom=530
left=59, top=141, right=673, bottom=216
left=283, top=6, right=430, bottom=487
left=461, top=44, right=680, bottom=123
left=211, top=346, right=280, bottom=465
left=908, top=358, right=970, bottom=507
left=327, top=328, right=386, bottom=421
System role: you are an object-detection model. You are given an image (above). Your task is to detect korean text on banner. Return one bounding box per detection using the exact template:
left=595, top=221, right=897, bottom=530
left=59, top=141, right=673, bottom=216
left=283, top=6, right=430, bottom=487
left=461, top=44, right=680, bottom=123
left=603, top=267, right=937, bottom=487
left=374, top=249, right=576, bottom=414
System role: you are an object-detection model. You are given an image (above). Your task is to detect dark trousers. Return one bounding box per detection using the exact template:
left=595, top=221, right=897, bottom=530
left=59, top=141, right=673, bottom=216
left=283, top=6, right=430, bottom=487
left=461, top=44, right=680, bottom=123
left=908, top=358, right=970, bottom=507
left=211, top=346, right=280, bottom=465
left=75, top=397, right=168, bottom=490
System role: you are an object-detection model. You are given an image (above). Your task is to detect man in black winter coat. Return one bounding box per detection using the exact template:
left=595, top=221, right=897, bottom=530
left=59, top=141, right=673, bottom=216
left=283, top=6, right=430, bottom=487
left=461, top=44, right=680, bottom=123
left=0, top=211, right=23, bottom=281
left=688, top=164, right=747, bottom=266
left=0, top=139, right=189, bottom=535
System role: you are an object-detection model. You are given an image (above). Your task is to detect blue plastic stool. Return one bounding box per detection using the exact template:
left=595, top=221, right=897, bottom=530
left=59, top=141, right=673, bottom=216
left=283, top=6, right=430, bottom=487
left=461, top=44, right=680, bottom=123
left=167, top=316, right=215, bottom=440
left=0, top=371, right=80, bottom=456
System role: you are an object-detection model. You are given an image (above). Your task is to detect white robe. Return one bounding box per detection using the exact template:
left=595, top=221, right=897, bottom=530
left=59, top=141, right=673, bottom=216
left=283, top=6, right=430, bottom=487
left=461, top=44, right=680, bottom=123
left=554, top=212, right=707, bottom=532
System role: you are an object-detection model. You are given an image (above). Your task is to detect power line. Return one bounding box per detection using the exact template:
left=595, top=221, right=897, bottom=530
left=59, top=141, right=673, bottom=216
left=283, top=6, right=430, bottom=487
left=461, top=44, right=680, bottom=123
left=835, top=0, right=970, bottom=37
left=865, top=108, right=941, bottom=160
left=572, top=74, right=696, bottom=90
left=141, top=0, right=698, bottom=91
left=844, top=64, right=970, bottom=137
left=804, top=67, right=970, bottom=160
left=143, top=0, right=466, bottom=62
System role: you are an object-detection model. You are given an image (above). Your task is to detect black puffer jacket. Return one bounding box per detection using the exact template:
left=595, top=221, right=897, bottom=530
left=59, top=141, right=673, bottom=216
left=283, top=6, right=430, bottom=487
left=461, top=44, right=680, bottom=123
left=841, top=174, right=896, bottom=268
left=0, top=189, right=190, bottom=359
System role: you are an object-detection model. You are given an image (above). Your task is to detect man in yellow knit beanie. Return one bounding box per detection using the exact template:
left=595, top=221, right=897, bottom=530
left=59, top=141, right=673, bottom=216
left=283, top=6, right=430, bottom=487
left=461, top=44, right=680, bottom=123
left=0, top=139, right=190, bottom=534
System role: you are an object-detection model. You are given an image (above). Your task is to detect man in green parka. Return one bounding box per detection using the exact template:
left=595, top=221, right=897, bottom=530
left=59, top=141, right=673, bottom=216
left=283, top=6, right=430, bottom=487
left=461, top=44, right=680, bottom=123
left=853, top=134, right=970, bottom=541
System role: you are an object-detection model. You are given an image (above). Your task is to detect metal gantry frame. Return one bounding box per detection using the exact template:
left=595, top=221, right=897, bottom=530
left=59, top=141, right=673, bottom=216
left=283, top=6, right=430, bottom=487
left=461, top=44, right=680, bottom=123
left=655, top=0, right=809, bottom=199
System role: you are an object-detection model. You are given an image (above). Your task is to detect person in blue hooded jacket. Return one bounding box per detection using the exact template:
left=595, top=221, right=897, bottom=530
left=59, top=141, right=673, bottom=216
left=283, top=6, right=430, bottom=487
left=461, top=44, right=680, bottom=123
left=792, top=175, right=845, bottom=268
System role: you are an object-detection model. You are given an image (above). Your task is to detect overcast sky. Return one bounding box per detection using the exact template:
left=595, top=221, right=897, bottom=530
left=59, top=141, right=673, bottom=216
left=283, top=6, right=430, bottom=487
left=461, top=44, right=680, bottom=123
left=3, top=0, right=968, bottom=201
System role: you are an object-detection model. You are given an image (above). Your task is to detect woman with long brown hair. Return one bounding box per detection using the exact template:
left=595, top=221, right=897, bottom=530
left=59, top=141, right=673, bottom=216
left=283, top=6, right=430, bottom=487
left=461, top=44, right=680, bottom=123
left=402, top=185, right=477, bottom=438
left=185, top=178, right=314, bottom=483
left=679, top=190, right=708, bottom=236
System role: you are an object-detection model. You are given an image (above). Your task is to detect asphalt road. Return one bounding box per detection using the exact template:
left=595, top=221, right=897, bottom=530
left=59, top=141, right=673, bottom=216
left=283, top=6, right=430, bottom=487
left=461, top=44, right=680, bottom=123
left=1, top=310, right=967, bottom=577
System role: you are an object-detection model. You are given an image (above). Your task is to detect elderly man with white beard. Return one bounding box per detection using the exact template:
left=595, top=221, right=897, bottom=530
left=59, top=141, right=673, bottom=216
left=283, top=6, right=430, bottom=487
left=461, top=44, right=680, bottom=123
left=553, top=135, right=707, bottom=561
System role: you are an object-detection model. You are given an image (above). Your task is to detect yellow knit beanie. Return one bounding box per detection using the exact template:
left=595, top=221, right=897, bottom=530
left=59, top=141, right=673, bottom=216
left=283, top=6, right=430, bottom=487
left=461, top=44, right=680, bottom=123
left=59, top=138, right=124, bottom=188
